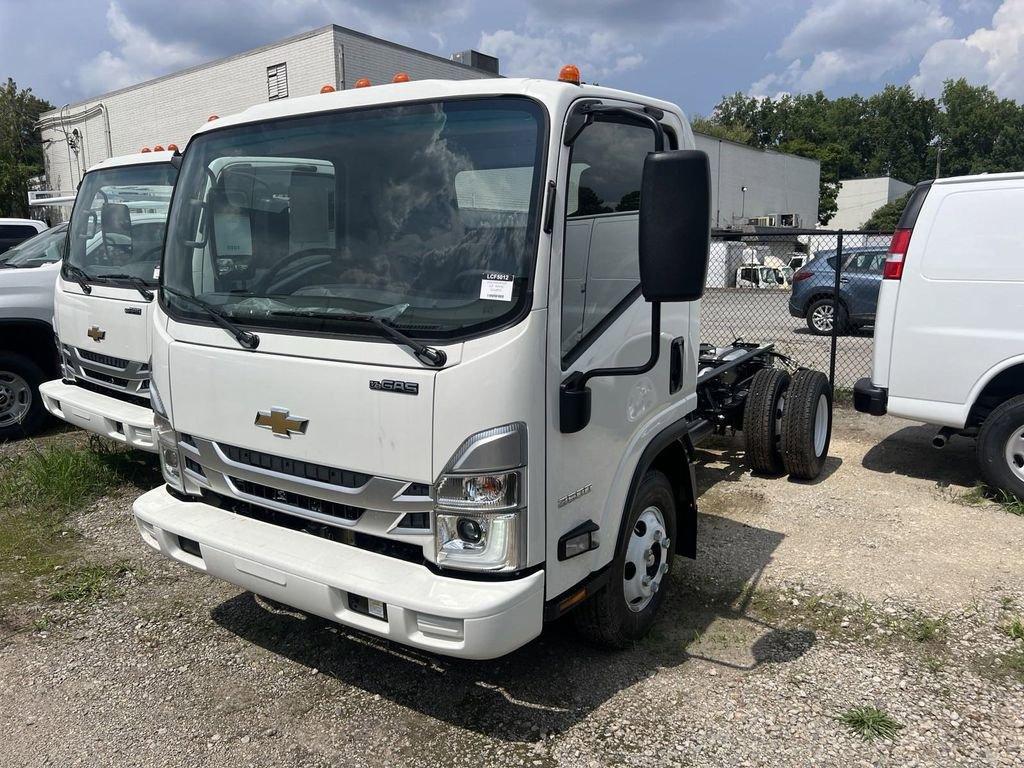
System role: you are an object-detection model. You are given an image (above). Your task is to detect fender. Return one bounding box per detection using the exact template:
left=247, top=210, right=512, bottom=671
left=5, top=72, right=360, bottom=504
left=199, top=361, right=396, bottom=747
left=964, top=353, right=1024, bottom=423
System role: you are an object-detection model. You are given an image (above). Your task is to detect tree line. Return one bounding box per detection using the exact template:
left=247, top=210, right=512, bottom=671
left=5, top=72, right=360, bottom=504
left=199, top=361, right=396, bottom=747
left=694, top=79, right=1024, bottom=225
left=0, top=79, right=52, bottom=219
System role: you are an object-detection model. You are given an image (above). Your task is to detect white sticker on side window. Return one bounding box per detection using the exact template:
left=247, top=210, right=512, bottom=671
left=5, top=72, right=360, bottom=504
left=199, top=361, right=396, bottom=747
left=479, top=273, right=513, bottom=302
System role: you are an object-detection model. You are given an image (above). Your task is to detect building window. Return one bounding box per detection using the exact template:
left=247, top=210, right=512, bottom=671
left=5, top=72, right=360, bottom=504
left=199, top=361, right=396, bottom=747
left=267, top=63, right=288, bottom=100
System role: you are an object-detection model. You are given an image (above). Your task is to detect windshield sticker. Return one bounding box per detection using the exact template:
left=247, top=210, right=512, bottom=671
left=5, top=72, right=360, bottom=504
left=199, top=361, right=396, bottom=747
left=480, top=275, right=513, bottom=302
left=152, top=266, right=160, bottom=280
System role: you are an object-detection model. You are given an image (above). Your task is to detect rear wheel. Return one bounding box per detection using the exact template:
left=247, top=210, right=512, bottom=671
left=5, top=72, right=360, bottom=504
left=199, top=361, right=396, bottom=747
left=0, top=353, right=47, bottom=441
left=977, top=395, right=1024, bottom=499
left=806, top=298, right=847, bottom=335
left=743, top=367, right=791, bottom=475
left=781, top=369, right=832, bottom=480
left=574, top=470, right=676, bottom=649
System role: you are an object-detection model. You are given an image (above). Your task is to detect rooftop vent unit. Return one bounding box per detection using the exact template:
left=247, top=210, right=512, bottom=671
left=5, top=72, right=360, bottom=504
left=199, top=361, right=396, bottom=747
left=451, top=50, right=499, bottom=75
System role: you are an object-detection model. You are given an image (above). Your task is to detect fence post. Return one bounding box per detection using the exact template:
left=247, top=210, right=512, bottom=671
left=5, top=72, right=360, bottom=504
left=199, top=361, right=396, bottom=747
left=829, top=230, right=843, bottom=390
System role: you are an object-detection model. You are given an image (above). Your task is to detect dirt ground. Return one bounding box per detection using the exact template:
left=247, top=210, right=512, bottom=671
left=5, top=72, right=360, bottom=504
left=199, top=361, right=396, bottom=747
left=1, top=408, right=1022, bottom=767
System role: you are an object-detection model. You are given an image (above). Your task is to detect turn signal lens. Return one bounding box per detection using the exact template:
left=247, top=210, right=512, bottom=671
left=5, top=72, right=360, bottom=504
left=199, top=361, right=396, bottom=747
left=354, top=77, right=371, bottom=88
left=558, top=64, right=581, bottom=85
left=884, top=227, right=912, bottom=280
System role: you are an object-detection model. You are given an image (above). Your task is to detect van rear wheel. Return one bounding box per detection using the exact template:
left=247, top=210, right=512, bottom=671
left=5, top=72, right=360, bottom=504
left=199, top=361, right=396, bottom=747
left=573, top=470, right=676, bottom=649
left=780, top=370, right=832, bottom=480
left=743, top=367, right=790, bottom=475
left=977, top=395, right=1024, bottom=499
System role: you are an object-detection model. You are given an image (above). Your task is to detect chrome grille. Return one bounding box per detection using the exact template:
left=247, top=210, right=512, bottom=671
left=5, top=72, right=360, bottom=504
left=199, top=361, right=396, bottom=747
left=63, top=345, right=150, bottom=399
left=219, top=443, right=371, bottom=488
left=78, top=349, right=130, bottom=368
left=229, top=476, right=363, bottom=522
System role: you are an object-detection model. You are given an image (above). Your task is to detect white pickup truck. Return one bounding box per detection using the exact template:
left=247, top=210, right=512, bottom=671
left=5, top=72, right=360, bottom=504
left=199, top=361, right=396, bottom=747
left=39, top=151, right=177, bottom=452
left=132, top=70, right=832, bottom=659
left=855, top=172, right=1024, bottom=499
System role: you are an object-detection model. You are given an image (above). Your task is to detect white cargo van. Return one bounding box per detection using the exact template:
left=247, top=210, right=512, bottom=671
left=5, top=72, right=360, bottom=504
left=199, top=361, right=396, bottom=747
left=855, top=172, right=1024, bottom=497
left=39, top=151, right=177, bottom=451
left=133, top=72, right=832, bottom=659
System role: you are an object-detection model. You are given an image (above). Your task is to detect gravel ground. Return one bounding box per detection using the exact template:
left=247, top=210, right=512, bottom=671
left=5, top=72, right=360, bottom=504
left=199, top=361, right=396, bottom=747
left=1, top=408, right=1023, bottom=767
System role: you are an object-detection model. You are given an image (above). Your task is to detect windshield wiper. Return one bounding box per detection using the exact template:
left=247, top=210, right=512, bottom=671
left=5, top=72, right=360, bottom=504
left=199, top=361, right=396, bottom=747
left=162, top=285, right=260, bottom=350
left=94, top=273, right=154, bottom=301
left=270, top=310, right=446, bottom=367
left=63, top=264, right=93, bottom=294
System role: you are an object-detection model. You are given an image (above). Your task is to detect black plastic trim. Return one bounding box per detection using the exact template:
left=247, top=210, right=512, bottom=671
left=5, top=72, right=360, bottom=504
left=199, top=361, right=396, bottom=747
left=853, top=377, right=888, bottom=416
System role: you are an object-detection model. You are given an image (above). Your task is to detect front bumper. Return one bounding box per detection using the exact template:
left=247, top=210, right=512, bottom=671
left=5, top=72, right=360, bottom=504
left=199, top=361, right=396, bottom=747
left=853, top=377, right=888, bottom=416
left=132, top=485, right=545, bottom=659
left=39, top=379, right=157, bottom=452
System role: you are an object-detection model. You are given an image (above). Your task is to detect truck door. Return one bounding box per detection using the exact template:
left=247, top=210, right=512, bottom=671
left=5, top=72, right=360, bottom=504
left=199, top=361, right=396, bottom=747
left=544, top=111, right=695, bottom=600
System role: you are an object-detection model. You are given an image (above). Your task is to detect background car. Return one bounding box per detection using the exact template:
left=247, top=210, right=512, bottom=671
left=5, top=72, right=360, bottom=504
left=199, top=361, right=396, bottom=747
left=0, top=218, right=47, bottom=258
left=0, top=223, right=67, bottom=269
left=788, top=246, right=888, bottom=335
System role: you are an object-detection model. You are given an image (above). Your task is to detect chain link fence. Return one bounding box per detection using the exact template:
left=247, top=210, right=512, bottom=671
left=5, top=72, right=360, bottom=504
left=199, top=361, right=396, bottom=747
left=700, top=230, right=894, bottom=389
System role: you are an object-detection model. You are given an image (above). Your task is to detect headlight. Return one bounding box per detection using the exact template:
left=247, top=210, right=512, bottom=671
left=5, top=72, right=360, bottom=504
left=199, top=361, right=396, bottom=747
left=433, top=423, right=527, bottom=572
left=150, top=376, right=182, bottom=492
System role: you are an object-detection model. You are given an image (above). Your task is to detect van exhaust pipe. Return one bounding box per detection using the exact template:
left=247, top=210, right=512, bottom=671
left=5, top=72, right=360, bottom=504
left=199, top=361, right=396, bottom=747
left=932, top=426, right=956, bottom=449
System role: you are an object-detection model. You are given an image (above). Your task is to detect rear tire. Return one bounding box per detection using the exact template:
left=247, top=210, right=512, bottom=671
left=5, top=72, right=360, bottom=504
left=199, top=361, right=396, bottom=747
left=0, top=352, right=47, bottom=441
left=781, top=369, right=832, bottom=480
left=743, top=367, right=790, bottom=475
left=806, top=298, right=847, bottom=335
left=574, top=470, right=676, bottom=649
left=977, top=395, right=1024, bottom=499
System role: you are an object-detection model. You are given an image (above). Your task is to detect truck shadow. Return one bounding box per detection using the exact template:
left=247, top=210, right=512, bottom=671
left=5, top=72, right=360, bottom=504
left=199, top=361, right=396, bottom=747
left=210, top=515, right=796, bottom=743
left=861, top=424, right=979, bottom=487
left=693, top=435, right=843, bottom=488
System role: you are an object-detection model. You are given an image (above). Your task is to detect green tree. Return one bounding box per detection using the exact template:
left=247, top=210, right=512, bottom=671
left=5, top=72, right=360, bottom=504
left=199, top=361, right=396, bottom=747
left=937, top=79, right=1024, bottom=177
left=863, top=193, right=909, bottom=231
left=0, top=78, right=52, bottom=218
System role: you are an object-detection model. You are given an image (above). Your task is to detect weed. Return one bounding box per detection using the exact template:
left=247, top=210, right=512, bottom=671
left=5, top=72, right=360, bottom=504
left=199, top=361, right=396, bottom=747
left=990, top=489, right=1024, bottom=516
left=923, top=656, right=943, bottom=673
left=1003, top=618, right=1024, bottom=642
left=837, top=706, right=904, bottom=741
left=49, top=563, right=131, bottom=603
left=906, top=612, right=948, bottom=643
left=32, top=616, right=50, bottom=632
left=950, top=484, right=1024, bottom=516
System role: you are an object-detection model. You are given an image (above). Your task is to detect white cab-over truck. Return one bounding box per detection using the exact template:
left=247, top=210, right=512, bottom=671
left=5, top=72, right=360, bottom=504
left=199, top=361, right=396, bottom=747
left=133, top=73, right=832, bottom=659
left=40, top=152, right=178, bottom=452
left=854, top=172, right=1024, bottom=498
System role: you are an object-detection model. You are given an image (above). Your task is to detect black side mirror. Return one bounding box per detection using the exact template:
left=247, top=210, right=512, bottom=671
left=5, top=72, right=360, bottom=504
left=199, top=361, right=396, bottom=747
left=638, top=150, right=711, bottom=303
left=100, top=202, right=134, bottom=258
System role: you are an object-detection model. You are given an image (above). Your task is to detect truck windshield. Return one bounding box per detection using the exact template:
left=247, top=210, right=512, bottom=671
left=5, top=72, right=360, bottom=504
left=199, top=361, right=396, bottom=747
left=162, top=97, right=546, bottom=340
left=66, top=162, right=177, bottom=285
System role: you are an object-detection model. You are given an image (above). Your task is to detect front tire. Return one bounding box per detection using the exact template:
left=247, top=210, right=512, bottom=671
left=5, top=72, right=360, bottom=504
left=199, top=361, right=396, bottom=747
left=806, top=298, right=847, bottom=335
left=977, top=395, right=1024, bottom=499
left=573, top=470, right=676, bottom=649
left=0, top=353, right=47, bottom=441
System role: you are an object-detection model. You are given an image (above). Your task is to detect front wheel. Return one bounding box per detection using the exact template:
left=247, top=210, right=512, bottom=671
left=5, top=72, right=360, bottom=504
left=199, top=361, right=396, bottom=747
left=573, top=470, right=676, bottom=649
left=0, top=353, right=48, bottom=441
left=806, top=298, right=847, bottom=335
left=977, top=395, right=1024, bottom=499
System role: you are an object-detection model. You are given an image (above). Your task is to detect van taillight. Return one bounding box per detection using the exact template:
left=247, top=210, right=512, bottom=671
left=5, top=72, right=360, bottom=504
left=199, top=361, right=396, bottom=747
left=793, top=268, right=812, bottom=282
left=883, top=227, right=912, bottom=280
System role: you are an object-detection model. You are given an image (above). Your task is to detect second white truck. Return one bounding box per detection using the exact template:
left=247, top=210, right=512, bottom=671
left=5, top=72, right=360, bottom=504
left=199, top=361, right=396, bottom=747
left=40, top=151, right=178, bottom=452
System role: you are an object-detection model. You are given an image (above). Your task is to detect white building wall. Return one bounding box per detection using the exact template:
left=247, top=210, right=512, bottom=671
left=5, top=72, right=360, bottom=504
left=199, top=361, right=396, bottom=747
left=829, top=176, right=913, bottom=230
left=38, top=25, right=495, bottom=208
left=695, top=133, right=820, bottom=230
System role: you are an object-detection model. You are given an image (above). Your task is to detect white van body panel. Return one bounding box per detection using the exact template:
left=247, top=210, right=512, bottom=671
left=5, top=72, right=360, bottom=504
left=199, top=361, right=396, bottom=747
left=880, top=173, right=1024, bottom=428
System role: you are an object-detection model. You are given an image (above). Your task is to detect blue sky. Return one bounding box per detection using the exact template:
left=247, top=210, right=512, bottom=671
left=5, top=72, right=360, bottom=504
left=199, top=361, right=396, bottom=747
left=1, top=0, right=1021, bottom=114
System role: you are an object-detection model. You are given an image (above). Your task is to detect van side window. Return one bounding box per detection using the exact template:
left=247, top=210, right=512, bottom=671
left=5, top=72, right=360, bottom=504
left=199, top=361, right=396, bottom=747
left=561, top=119, right=657, bottom=358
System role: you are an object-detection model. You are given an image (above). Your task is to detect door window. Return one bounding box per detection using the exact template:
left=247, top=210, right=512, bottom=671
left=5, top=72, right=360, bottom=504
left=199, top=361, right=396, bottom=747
left=560, top=118, right=657, bottom=358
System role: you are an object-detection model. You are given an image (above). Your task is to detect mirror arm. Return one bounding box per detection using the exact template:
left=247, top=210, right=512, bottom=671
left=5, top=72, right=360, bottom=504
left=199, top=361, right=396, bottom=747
left=559, top=302, right=661, bottom=434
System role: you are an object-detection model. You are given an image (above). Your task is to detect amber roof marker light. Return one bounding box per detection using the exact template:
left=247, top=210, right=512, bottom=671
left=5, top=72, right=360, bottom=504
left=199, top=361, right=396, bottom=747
left=392, top=72, right=411, bottom=83
left=558, top=64, right=581, bottom=85
left=354, top=77, right=372, bottom=88
left=320, top=84, right=336, bottom=93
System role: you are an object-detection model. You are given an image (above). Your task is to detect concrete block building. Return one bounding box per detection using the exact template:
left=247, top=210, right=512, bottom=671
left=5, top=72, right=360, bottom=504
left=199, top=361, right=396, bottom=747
left=36, top=25, right=498, bottom=202
left=828, top=176, right=913, bottom=230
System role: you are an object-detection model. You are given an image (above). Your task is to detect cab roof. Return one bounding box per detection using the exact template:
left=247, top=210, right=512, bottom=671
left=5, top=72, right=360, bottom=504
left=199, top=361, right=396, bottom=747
left=85, top=150, right=177, bottom=174
left=192, top=78, right=686, bottom=137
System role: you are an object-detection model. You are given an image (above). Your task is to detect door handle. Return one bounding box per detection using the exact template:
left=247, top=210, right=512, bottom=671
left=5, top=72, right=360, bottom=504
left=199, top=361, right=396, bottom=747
left=670, top=337, right=685, bottom=394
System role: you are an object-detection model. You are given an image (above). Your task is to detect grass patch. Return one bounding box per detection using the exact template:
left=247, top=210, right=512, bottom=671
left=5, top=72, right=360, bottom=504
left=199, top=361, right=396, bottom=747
left=49, top=562, right=131, bottom=603
left=1003, top=617, right=1024, bottom=642
left=906, top=612, right=948, bottom=643
left=0, top=438, right=157, bottom=605
left=837, top=706, right=903, bottom=741
left=951, top=484, right=1024, bottom=516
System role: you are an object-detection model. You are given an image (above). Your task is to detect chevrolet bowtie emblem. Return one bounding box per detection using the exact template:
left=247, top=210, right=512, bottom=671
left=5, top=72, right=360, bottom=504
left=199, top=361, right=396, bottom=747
left=87, top=326, right=106, bottom=342
left=254, top=407, right=308, bottom=438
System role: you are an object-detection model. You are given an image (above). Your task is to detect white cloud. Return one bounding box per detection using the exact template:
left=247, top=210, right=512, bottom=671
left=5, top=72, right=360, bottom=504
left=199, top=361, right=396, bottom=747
left=77, top=2, right=205, bottom=95
left=479, top=0, right=748, bottom=84
left=910, top=0, right=1024, bottom=101
left=751, top=0, right=953, bottom=94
